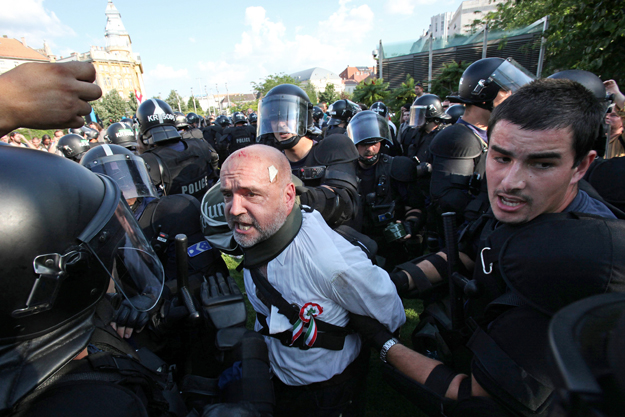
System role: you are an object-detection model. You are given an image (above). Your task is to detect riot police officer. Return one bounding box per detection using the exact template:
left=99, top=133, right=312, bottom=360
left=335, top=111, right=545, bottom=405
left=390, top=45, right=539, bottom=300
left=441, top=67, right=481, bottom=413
left=104, top=121, right=138, bottom=152
left=57, top=132, right=93, bottom=162
left=136, top=98, right=216, bottom=201
left=348, top=110, right=426, bottom=269
left=0, top=146, right=172, bottom=416
left=258, top=84, right=360, bottom=228
left=202, top=115, right=229, bottom=167
left=429, top=57, right=535, bottom=237
left=221, top=111, right=256, bottom=155
left=322, top=98, right=360, bottom=137
left=404, top=94, right=451, bottom=161
left=80, top=144, right=229, bottom=335
left=370, top=101, right=403, bottom=156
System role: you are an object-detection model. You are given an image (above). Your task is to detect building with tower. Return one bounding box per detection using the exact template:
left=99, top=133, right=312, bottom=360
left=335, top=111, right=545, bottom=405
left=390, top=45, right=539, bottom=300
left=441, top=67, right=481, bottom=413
left=58, top=0, right=145, bottom=100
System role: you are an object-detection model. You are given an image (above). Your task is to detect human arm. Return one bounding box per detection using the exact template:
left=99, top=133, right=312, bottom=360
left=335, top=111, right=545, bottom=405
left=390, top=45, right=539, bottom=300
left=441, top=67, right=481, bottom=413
left=605, top=80, right=625, bottom=110
left=0, top=62, right=102, bottom=136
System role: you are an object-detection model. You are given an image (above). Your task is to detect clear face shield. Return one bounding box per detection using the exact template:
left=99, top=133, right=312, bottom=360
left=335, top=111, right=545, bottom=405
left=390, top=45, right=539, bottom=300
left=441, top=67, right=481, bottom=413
left=81, top=198, right=164, bottom=311
left=258, top=95, right=309, bottom=140
left=19, top=176, right=164, bottom=318
left=472, top=58, right=536, bottom=96
left=347, top=111, right=392, bottom=145
left=408, top=106, right=428, bottom=128
left=84, top=154, right=159, bottom=201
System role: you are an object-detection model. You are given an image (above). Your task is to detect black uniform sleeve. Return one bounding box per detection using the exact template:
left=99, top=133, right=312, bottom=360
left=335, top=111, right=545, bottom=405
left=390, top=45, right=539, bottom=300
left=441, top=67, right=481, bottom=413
left=299, top=134, right=360, bottom=228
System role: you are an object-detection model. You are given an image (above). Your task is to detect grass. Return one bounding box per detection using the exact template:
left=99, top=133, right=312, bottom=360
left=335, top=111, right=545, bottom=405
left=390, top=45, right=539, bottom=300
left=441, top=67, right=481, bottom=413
left=223, top=254, right=428, bottom=416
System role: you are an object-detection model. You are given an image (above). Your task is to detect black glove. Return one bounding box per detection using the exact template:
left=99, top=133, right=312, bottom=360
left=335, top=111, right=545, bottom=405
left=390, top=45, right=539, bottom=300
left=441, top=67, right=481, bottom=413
left=348, top=313, right=394, bottom=351
left=112, top=294, right=153, bottom=338
left=150, top=296, right=190, bottom=336
left=200, top=272, right=241, bottom=305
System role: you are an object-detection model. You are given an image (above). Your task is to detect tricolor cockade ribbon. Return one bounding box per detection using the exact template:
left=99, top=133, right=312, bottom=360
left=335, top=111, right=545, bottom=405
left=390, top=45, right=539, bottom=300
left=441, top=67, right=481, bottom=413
left=291, top=302, right=323, bottom=347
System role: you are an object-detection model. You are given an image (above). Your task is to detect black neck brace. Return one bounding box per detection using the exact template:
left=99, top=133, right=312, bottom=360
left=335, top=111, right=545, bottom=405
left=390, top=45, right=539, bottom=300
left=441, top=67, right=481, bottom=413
left=242, top=207, right=303, bottom=268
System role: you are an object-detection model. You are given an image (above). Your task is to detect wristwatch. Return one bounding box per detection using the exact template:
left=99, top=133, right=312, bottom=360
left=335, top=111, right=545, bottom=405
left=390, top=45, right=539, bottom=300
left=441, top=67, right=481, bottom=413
left=380, top=337, right=400, bottom=363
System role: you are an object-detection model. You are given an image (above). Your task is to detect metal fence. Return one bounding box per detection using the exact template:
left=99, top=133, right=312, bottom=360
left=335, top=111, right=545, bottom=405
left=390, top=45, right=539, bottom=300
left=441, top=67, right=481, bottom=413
left=377, top=18, right=547, bottom=90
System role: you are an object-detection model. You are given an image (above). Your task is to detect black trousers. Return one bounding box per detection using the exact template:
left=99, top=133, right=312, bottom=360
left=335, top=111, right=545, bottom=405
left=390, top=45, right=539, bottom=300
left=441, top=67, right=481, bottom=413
left=272, top=346, right=370, bottom=417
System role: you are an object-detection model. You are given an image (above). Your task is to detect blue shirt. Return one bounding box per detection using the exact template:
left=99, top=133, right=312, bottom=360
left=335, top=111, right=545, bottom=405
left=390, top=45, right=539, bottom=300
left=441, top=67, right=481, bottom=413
left=564, top=189, right=616, bottom=219
left=457, top=117, right=488, bottom=144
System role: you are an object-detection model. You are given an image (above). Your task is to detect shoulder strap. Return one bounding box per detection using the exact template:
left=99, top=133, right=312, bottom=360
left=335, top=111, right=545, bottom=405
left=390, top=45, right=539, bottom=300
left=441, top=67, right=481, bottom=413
left=248, top=267, right=351, bottom=350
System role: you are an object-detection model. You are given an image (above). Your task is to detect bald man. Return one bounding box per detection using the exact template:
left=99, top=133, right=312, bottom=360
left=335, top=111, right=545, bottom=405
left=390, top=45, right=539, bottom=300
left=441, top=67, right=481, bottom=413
left=220, top=145, right=406, bottom=417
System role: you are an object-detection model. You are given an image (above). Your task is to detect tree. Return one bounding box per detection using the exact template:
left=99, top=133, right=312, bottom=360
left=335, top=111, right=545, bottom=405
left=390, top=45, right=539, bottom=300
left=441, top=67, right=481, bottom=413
left=92, top=89, right=130, bottom=127
left=128, top=92, right=138, bottom=114
left=352, top=78, right=391, bottom=107
left=251, top=73, right=300, bottom=98
left=318, top=83, right=339, bottom=104
left=301, top=83, right=318, bottom=105
left=474, top=0, right=625, bottom=81
left=430, top=61, right=471, bottom=99
left=187, top=96, right=202, bottom=114
left=164, top=90, right=187, bottom=113
left=389, top=74, right=417, bottom=111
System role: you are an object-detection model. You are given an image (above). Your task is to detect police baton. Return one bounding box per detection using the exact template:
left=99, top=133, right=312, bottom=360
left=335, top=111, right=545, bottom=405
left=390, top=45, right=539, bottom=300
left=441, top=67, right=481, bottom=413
left=442, top=213, right=465, bottom=330
left=175, top=234, right=200, bottom=321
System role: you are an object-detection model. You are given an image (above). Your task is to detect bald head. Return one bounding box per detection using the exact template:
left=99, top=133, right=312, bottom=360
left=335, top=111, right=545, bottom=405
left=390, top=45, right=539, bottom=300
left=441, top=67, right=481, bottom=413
left=220, top=145, right=296, bottom=248
left=222, top=144, right=292, bottom=188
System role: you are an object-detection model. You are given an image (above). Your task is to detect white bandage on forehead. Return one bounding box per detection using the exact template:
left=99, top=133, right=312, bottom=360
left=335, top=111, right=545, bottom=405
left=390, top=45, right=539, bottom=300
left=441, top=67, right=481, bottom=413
left=268, top=165, right=278, bottom=183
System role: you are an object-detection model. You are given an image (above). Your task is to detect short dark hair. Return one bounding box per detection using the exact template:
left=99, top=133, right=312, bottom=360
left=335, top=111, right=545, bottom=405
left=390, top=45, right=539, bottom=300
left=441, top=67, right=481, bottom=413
left=488, top=78, right=605, bottom=167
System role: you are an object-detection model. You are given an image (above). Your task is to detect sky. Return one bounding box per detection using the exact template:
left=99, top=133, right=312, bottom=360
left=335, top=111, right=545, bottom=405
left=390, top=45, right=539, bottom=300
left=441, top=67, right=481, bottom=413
left=1, top=0, right=465, bottom=99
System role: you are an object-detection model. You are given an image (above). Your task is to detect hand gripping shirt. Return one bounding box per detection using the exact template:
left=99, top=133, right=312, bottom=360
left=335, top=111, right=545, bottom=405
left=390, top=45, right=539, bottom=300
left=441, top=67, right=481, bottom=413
left=243, top=210, right=406, bottom=386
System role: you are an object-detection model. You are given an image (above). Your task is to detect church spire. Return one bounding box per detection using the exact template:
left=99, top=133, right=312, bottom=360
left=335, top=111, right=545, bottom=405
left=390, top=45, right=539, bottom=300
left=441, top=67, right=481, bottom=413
left=104, top=0, right=131, bottom=53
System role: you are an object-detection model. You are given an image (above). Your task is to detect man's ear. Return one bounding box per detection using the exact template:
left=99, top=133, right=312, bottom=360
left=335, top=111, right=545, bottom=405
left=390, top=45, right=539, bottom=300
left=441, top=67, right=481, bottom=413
left=572, top=150, right=597, bottom=184
left=284, top=182, right=296, bottom=211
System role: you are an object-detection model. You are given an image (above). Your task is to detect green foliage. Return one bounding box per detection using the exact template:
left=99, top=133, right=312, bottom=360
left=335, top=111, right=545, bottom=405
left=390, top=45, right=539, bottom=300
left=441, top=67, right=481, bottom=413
left=187, top=96, right=202, bottom=114
left=251, top=73, right=300, bottom=98
left=474, top=0, right=625, bottom=81
left=128, top=92, right=138, bottom=114
left=390, top=74, right=417, bottom=112
left=352, top=78, right=391, bottom=107
left=164, top=90, right=187, bottom=113
left=301, top=83, right=318, bottom=105
left=92, top=89, right=132, bottom=127
left=229, top=99, right=259, bottom=115
left=16, top=128, right=58, bottom=141
left=318, top=83, right=339, bottom=104
left=339, top=90, right=353, bottom=100
left=430, top=60, right=470, bottom=99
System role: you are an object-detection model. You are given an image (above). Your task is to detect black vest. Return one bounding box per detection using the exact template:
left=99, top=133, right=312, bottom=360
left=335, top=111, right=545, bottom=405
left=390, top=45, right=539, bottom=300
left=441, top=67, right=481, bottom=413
left=140, top=138, right=215, bottom=200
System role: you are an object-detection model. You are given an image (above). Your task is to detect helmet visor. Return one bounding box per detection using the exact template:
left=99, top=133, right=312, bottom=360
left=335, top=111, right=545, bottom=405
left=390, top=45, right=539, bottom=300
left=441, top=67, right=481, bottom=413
left=489, top=58, right=536, bottom=93
left=409, top=106, right=427, bottom=127
left=347, top=111, right=392, bottom=145
left=201, top=181, right=237, bottom=252
left=258, top=94, right=309, bottom=138
left=85, top=154, right=158, bottom=201
left=80, top=186, right=164, bottom=312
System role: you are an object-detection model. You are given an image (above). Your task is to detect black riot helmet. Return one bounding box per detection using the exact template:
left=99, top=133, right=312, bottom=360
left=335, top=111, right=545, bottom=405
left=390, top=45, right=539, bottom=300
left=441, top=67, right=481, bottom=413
left=347, top=111, right=391, bottom=166
left=104, top=122, right=138, bottom=150
left=370, top=101, right=389, bottom=118
left=448, top=57, right=535, bottom=111
left=409, top=94, right=451, bottom=127
left=186, top=112, right=200, bottom=127
left=549, top=293, right=625, bottom=417
left=445, top=104, right=466, bottom=124
left=0, top=147, right=165, bottom=343
left=312, top=106, right=324, bottom=122
left=174, top=111, right=190, bottom=129
left=57, top=133, right=92, bottom=162
left=232, top=112, right=248, bottom=125
left=258, top=84, right=314, bottom=150
left=327, top=99, right=360, bottom=126
left=548, top=70, right=610, bottom=105
left=248, top=112, right=258, bottom=125
left=215, top=115, right=230, bottom=128
left=136, top=98, right=180, bottom=145
left=80, top=144, right=159, bottom=202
